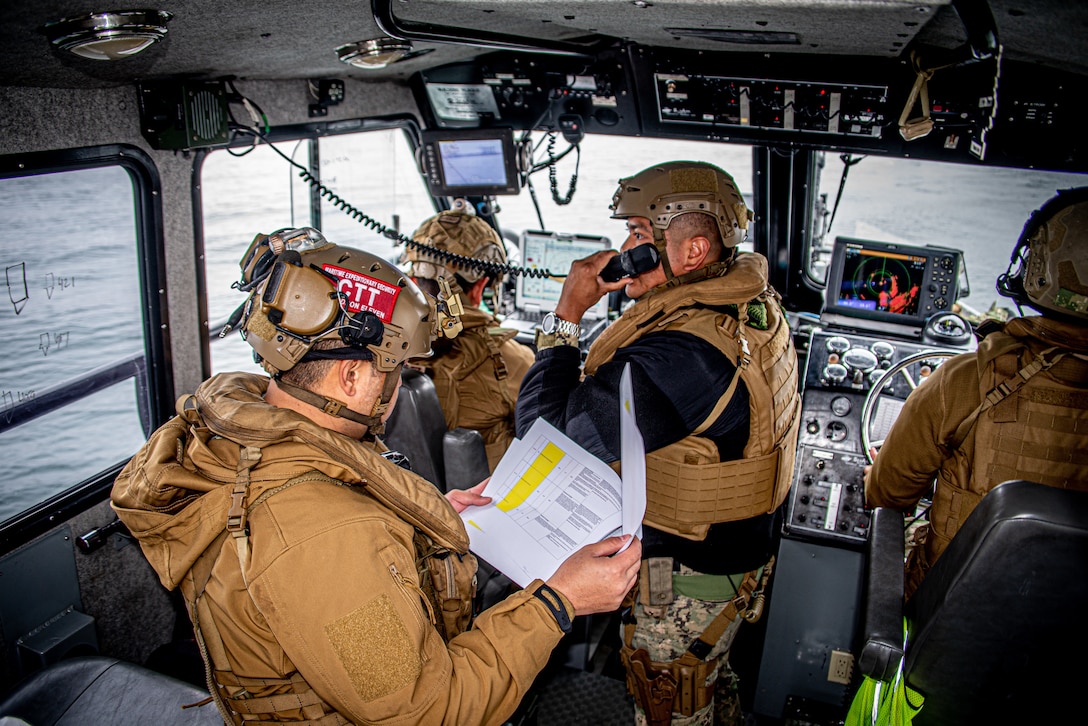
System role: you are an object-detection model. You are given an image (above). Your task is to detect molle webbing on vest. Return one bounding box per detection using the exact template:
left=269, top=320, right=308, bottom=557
left=417, top=309, right=521, bottom=469
left=187, top=473, right=357, bottom=726
left=215, top=669, right=349, bottom=725
left=584, top=255, right=800, bottom=540
left=413, top=530, right=478, bottom=641
left=934, top=329, right=1088, bottom=552
left=970, top=342, right=1088, bottom=490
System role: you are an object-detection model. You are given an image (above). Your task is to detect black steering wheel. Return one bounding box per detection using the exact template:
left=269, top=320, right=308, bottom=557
left=860, top=349, right=960, bottom=464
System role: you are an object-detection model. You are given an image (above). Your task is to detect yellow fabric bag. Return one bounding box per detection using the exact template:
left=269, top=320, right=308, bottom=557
left=845, top=620, right=924, bottom=726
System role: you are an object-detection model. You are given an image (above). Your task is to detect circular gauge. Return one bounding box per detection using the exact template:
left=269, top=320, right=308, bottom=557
left=830, top=395, right=852, bottom=416
left=871, top=341, right=895, bottom=360
left=824, top=363, right=848, bottom=385
left=842, top=347, right=878, bottom=373
left=826, top=336, right=851, bottom=354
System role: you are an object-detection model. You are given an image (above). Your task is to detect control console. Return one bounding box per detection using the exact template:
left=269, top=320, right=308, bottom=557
left=785, top=328, right=964, bottom=546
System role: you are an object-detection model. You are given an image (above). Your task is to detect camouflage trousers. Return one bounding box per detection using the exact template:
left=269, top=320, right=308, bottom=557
left=627, top=564, right=747, bottom=726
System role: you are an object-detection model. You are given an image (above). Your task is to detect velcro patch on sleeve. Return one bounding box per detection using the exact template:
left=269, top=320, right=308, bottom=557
left=325, top=593, right=421, bottom=702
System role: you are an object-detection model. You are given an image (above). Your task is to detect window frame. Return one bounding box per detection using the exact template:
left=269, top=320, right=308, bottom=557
left=0, top=144, right=171, bottom=553
left=192, top=114, right=429, bottom=379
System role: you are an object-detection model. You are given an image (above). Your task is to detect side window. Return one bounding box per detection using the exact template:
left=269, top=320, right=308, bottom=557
left=495, top=134, right=755, bottom=252
left=0, top=166, right=149, bottom=525
left=201, top=127, right=434, bottom=375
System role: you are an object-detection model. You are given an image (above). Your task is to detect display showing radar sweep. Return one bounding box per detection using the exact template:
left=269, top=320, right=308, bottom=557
left=822, top=236, right=962, bottom=336
left=836, top=244, right=924, bottom=316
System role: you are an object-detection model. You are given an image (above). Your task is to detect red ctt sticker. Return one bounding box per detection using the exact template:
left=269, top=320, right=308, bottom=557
left=322, top=264, right=400, bottom=321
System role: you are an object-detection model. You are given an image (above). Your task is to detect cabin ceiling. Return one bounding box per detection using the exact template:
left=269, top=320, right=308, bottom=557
left=0, top=1, right=1085, bottom=90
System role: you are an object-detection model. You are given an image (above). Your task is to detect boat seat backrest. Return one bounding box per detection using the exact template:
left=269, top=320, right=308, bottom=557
left=860, top=480, right=1088, bottom=725
left=382, top=367, right=491, bottom=493
left=0, top=656, right=221, bottom=725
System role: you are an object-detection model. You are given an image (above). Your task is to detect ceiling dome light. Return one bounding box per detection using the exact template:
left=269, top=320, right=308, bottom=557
left=43, top=10, right=173, bottom=61
left=336, top=38, right=432, bottom=69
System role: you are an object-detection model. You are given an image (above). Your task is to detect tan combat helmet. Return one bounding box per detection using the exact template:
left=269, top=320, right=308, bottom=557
left=999, top=187, right=1088, bottom=322
left=610, top=161, right=752, bottom=247
left=609, top=161, right=753, bottom=286
left=402, top=198, right=508, bottom=304
left=235, top=226, right=463, bottom=376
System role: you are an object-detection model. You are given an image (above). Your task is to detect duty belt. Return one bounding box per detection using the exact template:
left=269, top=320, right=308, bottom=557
left=619, top=558, right=774, bottom=726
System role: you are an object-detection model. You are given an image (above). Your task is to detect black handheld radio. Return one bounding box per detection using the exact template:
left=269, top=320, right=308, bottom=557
left=600, top=245, right=661, bottom=282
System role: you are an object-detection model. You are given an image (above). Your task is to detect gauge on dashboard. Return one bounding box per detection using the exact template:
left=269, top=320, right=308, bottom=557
left=842, top=347, right=878, bottom=373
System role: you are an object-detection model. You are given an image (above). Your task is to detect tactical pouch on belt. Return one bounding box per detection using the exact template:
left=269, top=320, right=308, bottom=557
left=620, top=562, right=773, bottom=723
left=639, top=557, right=675, bottom=618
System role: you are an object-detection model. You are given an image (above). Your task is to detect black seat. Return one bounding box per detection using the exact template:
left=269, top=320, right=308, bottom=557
left=0, top=656, right=221, bottom=725
left=859, top=480, right=1088, bottom=725
left=382, top=367, right=490, bottom=493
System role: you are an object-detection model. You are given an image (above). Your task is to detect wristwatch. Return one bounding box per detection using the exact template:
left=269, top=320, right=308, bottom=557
left=540, top=312, right=580, bottom=337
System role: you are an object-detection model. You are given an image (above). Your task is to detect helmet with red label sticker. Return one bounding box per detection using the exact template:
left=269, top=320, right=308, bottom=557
left=235, top=227, right=463, bottom=375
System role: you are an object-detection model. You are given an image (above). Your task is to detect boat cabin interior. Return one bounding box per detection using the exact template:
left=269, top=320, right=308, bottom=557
left=1, top=1, right=1086, bottom=724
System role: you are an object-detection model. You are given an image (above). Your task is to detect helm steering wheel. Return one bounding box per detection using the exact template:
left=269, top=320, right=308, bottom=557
left=860, top=349, right=960, bottom=464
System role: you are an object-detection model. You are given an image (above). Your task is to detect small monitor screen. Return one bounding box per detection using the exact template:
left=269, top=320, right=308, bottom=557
left=437, top=138, right=507, bottom=187
left=835, top=242, right=925, bottom=317
left=421, top=128, right=520, bottom=197
left=516, top=231, right=612, bottom=320
left=823, top=236, right=961, bottom=333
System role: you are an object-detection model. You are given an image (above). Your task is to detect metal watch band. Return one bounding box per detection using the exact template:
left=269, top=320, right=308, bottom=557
left=542, top=311, right=580, bottom=337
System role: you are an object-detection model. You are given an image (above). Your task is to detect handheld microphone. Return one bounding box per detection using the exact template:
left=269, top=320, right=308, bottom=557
left=600, top=245, right=661, bottom=282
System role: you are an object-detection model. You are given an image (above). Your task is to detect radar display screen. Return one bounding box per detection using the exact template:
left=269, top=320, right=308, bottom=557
left=823, top=236, right=961, bottom=333
left=836, top=243, right=924, bottom=317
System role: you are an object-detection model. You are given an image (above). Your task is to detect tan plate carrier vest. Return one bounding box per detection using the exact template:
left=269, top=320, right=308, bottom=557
left=418, top=316, right=520, bottom=467
left=925, top=323, right=1088, bottom=565
left=584, top=253, right=801, bottom=540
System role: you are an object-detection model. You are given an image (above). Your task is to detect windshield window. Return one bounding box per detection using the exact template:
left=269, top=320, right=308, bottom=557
left=810, top=153, right=1086, bottom=316
left=201, top=127, right=434, bottom=375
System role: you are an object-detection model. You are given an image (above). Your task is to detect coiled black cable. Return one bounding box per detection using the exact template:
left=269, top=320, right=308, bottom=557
left=547, top=132, right=579, bottom=206
left=247, top=128, right=559, bottom=281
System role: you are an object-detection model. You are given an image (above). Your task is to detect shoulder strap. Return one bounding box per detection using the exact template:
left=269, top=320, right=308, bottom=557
left=186, top=469, right=353, bottom=726
left=947, top=346, right=1068, bottom=449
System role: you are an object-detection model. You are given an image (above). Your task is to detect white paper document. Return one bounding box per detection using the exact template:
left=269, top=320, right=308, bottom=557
left=460, top=363, right=646, bottom=587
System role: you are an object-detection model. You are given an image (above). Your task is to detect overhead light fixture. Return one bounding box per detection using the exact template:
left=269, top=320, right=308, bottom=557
left=43, top=10, right=173, bottom=61
left=336, top=38, right=433, bottom=69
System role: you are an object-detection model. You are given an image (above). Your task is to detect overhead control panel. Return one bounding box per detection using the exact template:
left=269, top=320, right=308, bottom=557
left=628, top=45, right=899, bottom=151
left=413, top=49, right=639, bottom=137
left=654, top=73, right=889, bottom=139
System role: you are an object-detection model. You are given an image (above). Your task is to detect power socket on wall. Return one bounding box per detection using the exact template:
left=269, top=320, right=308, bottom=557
left=828, top=649, right=855, bottom=685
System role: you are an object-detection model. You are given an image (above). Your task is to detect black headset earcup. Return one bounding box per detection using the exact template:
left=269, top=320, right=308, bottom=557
left=341, top=311, right=385, bottom=347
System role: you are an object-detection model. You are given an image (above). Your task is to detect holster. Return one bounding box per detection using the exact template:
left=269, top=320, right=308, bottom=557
left=619, top=559, right=775, bottom=723
left=621, top=646, right=716, bottom=723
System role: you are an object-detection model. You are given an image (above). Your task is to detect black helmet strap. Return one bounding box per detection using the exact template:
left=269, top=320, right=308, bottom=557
left=273, top=362, right=404, bottom=439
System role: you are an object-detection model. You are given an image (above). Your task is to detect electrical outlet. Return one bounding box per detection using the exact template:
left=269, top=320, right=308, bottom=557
left=828, top=649, right=854, bottom=685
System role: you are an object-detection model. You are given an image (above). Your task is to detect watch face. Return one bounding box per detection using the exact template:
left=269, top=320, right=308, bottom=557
left=541, top=312, right=557, bottom=334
